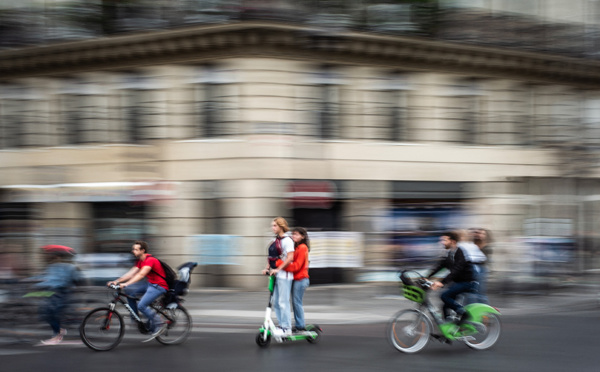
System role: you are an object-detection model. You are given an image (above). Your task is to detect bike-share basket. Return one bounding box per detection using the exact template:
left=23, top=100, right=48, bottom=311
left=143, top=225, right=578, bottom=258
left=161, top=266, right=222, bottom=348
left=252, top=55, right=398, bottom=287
left=399, top=271, right=427, bottom=304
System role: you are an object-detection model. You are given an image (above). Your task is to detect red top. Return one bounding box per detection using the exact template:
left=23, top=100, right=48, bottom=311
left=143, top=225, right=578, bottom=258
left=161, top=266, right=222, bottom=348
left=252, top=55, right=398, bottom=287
left=136, top=254, right=169, bottom=290
left=276, top=243, right=309, bottom=281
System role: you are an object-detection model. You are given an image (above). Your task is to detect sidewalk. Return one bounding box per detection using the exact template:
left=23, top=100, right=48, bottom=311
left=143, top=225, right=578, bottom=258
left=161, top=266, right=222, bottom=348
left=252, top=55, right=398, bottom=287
left=1, top=278, right=598, bottom=345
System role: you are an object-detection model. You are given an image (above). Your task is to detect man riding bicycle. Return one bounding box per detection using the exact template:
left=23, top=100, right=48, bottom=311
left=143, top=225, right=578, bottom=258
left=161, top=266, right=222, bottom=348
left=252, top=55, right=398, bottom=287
left=107, top=240, right=168, bottom=341
left=428, top=231, right=485, bottom=326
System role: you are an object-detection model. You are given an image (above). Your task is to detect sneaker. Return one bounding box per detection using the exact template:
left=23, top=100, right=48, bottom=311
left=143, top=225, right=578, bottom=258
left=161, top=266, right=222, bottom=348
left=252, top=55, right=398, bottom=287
left=142, top=323, right=166, bottom=343
left=272, top=327, right=291, bottom=337
left=40, top=334, right=63, bottom=345
left=59, top=328, right=67, bottom=337
left=272, top=327, right=284, bottom=337
left=456, top=312, right=470, bottom=326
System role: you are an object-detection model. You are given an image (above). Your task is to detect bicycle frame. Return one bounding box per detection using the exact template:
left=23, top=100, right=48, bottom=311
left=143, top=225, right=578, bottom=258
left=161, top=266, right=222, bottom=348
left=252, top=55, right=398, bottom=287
left=108, top=291, right=143, bottom=322
left=104, top=287, right=175, bottom=332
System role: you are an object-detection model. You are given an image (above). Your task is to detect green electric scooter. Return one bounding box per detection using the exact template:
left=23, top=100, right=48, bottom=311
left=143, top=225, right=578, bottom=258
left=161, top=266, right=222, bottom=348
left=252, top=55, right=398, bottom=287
left=255, top=275, right=322, bottom=348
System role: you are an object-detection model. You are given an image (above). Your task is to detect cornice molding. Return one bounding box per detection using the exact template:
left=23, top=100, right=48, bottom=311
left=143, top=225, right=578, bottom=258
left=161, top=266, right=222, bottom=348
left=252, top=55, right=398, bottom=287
left=1, top=21, right=599, bottom=86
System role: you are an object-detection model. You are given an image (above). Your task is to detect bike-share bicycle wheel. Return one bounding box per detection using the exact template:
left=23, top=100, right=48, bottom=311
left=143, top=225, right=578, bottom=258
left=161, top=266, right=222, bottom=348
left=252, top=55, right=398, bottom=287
left=156, top=305, right=192, bottom=345
left=464, top=313, right=501, bottom=350
left=79, top=307, right=124, bottom=351
left=388, top=309, right=432, bottom=353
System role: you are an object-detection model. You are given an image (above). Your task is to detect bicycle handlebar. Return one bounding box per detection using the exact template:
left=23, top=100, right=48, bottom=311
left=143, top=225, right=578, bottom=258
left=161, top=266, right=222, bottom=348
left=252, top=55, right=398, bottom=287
left=400, top=270, right=434, bottom=290
left=416, top=278, right=433, bottom=289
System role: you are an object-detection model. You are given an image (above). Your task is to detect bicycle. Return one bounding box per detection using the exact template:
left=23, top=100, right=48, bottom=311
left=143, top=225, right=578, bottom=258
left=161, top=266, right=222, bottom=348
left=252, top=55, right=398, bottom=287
left=387, top=270, right=501, bottom=353
left=79, top=284, right=192, bottom=351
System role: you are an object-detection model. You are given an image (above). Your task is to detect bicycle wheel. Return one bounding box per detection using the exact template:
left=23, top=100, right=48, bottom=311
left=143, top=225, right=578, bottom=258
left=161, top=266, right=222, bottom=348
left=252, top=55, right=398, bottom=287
left=464, top=313, right=501, bottom=350
left=79, top=307, right=124, bottom=351
left=387, top=309, right=432, bottom=353
left=156, top=305, right=192, bottom=345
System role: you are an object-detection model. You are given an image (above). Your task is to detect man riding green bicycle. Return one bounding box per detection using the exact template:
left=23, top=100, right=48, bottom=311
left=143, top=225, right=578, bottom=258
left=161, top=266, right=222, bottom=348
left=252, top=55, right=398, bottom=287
left=428, top=230, right=486, bottom=326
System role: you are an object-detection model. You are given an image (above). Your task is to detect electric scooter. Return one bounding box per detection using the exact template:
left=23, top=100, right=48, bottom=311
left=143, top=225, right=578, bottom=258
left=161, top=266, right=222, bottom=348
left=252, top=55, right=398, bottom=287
left=255, top=275, right=322, bottom=348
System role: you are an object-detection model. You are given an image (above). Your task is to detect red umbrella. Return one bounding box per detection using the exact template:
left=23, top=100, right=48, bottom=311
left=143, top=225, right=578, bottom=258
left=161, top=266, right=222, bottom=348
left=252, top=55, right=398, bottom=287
left=42, top=245, right=76, bottom=255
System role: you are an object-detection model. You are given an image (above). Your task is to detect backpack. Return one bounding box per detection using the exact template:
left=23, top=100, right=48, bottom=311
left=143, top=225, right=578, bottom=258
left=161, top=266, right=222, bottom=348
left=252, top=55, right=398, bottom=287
left=152, top=259, right=177, bottom=290
left=267, top=236, right=284, bottom=269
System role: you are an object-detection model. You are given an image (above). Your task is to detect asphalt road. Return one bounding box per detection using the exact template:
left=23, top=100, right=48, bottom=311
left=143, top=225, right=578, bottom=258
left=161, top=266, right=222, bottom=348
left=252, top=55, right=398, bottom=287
left=2, top=309, right=599, bottom=372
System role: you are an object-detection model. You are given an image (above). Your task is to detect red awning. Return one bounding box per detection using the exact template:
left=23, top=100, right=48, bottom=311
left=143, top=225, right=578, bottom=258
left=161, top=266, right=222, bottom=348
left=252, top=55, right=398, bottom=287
left=286, top=181, right=337, bottom=209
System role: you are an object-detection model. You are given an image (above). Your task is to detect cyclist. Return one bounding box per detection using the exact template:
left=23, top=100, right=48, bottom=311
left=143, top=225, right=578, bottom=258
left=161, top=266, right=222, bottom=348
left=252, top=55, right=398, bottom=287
left=428, top=230, right=484, bottom=325
left=107, top=240, right=168, bottom=341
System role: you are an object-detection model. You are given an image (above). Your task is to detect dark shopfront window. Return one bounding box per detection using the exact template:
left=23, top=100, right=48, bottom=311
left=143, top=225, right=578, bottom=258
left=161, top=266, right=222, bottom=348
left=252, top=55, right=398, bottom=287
left=292, top=201, right=343, bottom=284
left=93, top=203, right=148, bottom=253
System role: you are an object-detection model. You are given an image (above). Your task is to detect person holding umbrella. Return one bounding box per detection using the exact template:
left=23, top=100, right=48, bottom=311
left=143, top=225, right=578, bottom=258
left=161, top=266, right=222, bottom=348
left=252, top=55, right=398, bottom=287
left=34, top=245, right=81, bottom=345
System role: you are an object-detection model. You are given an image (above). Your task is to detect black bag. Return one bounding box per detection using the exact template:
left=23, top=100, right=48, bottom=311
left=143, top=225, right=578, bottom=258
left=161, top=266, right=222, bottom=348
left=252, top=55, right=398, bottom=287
left=152, top=259, right=177, bottom=290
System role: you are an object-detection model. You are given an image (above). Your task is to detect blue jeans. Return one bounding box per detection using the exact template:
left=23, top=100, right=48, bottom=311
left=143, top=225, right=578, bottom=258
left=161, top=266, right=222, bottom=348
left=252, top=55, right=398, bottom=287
left=441, top=281, right=479, bottom=319
left=39, top=292, right=68, bottom=335
left=125, top=281, right=167, bottom=331
left=273, top=277, right=293, bottom=330
left=292, top=278, right=309, bottom=329
left=464, top=265, right=489, bottom=305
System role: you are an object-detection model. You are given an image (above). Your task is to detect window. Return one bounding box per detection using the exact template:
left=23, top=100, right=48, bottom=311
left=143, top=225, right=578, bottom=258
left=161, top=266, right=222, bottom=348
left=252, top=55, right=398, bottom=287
left=60, top=93, right=83, bottom=144
left=442, top=80, right=484, bottom=145
left=58, top=79, right=110, bottom=145
left=537, top=88, right=579, bottom=145
left=188, top=66, right=235, bottom=138
left=0, top=97, right=24, bottom=148
left=118, top=75, right=165, bottom=143
left=93, top=202, right=148, bottom=253
left=364, top=73, right=410, bottom=142
left=486, top=83, right=536, bottom=146
left=518, top=84, right=538, bottom=146
left=583, top=97, right=600, bottom=150
left=309, top=66, right=343, bottom=139
left=0, top=85, right=43, bottom=148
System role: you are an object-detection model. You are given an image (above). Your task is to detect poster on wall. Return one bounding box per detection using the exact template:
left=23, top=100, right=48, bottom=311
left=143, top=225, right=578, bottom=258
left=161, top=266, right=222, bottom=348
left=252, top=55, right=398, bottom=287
left=308, top=231, right=364, bottom=268
left=190, top=234, right=242, bottom=266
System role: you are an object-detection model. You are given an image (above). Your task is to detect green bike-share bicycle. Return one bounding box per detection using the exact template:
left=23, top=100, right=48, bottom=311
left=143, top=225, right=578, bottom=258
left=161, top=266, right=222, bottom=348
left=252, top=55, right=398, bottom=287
left=387, top=270, right=501, bottom=353
left=256, top=275, right=322, bottom=348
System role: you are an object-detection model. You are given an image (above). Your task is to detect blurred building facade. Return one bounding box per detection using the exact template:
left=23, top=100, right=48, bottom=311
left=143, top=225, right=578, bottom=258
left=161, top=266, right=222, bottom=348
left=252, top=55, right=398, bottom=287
left=2, top=0, right=600, bottom=287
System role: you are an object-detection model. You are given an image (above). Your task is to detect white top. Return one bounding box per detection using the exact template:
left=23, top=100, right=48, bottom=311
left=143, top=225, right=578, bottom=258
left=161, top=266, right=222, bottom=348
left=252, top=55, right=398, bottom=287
left=458, top=242, right=487, bottom=264
left=275, top=236, right=295, bottom=280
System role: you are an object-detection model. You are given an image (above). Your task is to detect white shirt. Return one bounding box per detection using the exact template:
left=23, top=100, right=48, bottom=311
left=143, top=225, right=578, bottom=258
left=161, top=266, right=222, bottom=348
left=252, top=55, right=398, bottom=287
left=458, top=242, right=487, bottom=264
left=276, top=236, right=295, bottom=280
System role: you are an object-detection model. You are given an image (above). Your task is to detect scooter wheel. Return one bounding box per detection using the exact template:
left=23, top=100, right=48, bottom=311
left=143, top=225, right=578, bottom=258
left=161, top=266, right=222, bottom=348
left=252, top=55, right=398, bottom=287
left=256, top=332, right=271, bottom=348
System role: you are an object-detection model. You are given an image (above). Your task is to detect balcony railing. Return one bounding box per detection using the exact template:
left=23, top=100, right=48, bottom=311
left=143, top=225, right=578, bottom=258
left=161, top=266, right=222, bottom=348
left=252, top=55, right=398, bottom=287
left=1, top=1, right=599, bottom=60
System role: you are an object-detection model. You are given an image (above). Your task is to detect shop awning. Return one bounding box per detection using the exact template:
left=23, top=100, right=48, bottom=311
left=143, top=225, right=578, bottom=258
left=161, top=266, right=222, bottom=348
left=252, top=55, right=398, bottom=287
left=286, top=180, right=337, bottom=209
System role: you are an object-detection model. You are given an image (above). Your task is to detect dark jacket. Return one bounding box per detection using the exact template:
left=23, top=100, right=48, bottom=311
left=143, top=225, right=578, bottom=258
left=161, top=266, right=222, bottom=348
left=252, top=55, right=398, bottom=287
left=428, top=247, right=479, bottom=285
